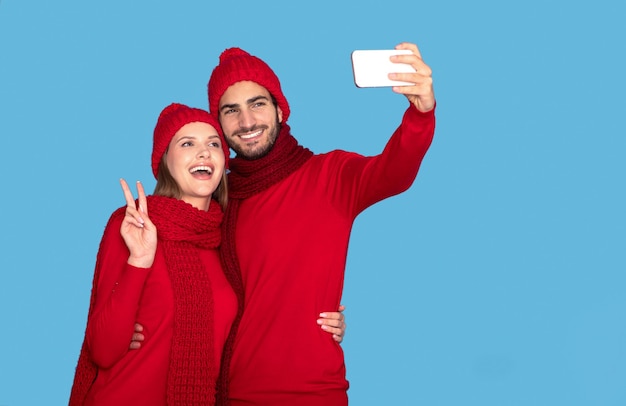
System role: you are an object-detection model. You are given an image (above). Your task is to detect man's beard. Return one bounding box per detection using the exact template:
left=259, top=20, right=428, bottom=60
left=230, top=118, right=281, bottom=161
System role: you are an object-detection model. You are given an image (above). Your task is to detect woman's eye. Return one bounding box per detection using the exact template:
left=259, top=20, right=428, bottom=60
left=181, top=141, right=192, bottom=147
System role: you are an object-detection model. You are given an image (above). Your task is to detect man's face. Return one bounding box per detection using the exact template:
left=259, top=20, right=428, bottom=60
left=217, top=80, right=283, bottom=160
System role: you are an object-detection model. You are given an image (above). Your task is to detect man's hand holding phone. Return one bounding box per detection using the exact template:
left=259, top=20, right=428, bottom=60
left=351, top=42, right=435, bottom=113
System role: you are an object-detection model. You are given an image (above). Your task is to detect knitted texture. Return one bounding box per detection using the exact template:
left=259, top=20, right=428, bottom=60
left=153, top=103, right=229, bottom=178
left=69, top=195, right=224, bottom=406
left=149, top=196, right=222, bottom=405
left=216, top=124, right=312, bottom=405
left=68, top=208, right=121, bottom=406
left=208, top=48, right=290, bottom=123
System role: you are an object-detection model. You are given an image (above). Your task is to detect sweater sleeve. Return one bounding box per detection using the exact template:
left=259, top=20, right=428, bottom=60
left=85, top=209, right=151, bottom=369
left=327, top=104, right=435, bottom=217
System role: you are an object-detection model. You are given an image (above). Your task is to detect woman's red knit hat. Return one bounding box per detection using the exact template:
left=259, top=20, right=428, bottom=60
left=207, top=47, right=290, bottom=123
left=152, top=103, right=229, bottom=178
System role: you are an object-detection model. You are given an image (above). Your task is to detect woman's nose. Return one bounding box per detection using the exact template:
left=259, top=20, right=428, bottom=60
left=198, top=145, right=211, bottom=158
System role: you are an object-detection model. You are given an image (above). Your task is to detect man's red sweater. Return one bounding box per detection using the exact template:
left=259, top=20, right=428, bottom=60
left=227, top=105, right=435, bottom=405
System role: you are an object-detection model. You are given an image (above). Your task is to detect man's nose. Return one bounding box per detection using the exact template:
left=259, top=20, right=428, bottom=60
left=238, top=109, right=255, bottom=128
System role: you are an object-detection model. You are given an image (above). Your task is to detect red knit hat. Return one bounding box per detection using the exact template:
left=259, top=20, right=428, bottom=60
left=152, top=103, right=229, bottom=178
left=208, top=47, right=290, bottom=123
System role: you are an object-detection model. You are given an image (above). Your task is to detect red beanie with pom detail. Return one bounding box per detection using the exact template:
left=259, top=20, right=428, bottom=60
left=152, top=103, right=229, bottom=179
left=208, top=48, right=290, bottom=123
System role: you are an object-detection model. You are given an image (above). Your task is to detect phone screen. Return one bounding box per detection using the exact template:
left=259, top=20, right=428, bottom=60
left=351, top=49, right=415, bottom=88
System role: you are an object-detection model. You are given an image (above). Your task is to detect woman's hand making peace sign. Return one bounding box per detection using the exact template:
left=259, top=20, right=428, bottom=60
left=119, top=179, right=157, bottom=269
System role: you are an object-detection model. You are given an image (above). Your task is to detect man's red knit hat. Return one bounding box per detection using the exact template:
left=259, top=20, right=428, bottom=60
left=208, top=47, right=290, bottom=123
left=152, top=103, right=229, bottom=178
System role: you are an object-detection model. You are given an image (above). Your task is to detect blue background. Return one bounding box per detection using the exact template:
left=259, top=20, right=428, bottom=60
left=1, top=1, right=624, bottom=405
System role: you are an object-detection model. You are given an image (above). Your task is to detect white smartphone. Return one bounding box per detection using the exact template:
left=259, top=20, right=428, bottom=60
left=351, top=49, right=415, bottom=88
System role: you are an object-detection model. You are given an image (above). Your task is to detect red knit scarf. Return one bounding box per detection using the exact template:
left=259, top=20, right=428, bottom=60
left=69, top=195, right=224, bottom=406
left=216, top=124, right=313, bottom=405
left=151, top=196, right=223, bottom=405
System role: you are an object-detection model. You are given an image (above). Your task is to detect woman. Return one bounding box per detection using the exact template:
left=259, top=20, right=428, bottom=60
left=69, top=103, right=346, bottom=405
left=69, top=103, right=235, bottom=405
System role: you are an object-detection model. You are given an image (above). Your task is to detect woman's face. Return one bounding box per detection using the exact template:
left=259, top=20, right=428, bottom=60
left=165, top=122, right=225, bottom=211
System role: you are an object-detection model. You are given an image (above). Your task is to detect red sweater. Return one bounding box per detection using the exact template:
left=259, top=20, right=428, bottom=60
left=76, top=204, right=237, bottom=405
left=227, top=105, right=435, bottom=405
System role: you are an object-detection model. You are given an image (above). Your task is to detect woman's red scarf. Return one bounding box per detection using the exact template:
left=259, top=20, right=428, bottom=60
left=216, top=124, right=313, bottom=405
left=69, top=195, right=223, bottom=405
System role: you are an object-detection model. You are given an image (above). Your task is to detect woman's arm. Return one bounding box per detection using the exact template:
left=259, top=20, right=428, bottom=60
left=85, top=180, right=157, bottom=368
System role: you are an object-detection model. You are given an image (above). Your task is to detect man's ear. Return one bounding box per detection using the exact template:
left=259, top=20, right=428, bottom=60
left=277, top=106, right=283, bottom=123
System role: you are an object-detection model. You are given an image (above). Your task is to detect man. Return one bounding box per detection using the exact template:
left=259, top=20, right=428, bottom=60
left=209, top=42, right=435, bottom=405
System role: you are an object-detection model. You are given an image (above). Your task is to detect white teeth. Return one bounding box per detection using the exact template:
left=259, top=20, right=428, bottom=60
left=241, top=130, right=262, bottom=140
left=190, top=166, right=213, bottom=174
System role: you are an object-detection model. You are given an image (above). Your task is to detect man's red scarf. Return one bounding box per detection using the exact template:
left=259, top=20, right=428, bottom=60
left=216, top=124, right=313, bottom=405
left=69, top=195, right=223, bottom=405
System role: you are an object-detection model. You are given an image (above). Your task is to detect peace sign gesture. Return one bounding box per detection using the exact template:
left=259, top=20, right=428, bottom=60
left=119, top=179, right=157, bottom=269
